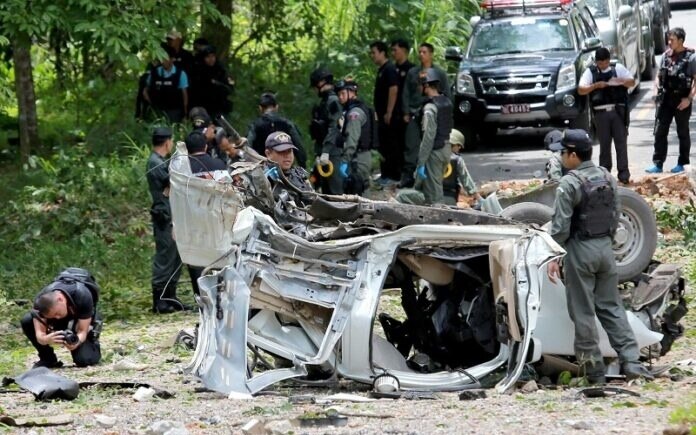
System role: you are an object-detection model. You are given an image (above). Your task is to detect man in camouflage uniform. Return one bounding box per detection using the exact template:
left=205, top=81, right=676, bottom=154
left=544, top=129, right=566, bottom=182
left=400, top=42, right=450, bottom=188
left=547, top=129, right=653, bottom=384
left=263, top=131, right=314, bottom=207
left=396, top=68, right=452, bottom=205
left=335, top=79, right=375, bottom=196
left=309, top=68, right=343, bottom=194
left=443, top=129, right=480, bottom=205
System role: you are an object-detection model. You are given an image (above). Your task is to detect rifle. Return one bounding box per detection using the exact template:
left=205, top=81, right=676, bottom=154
left=653, top=91, right=664, bottom=136
left=216, top=115, right=265, bottom=162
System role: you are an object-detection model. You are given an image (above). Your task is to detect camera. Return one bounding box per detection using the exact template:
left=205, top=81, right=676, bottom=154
left=61, top=330, right=79, bottom=345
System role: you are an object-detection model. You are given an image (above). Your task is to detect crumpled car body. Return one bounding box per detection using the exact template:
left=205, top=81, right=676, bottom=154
left=168, top=143, right=686, bottom=396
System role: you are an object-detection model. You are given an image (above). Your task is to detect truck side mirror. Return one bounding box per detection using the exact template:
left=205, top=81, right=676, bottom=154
left=445, top=46, right=464, bottom=62
left=617, top=5, right=633, bottom=20
left=581, top=37, right=602, bottom=52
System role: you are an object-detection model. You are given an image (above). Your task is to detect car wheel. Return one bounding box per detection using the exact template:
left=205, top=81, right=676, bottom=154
left=654, top=26, right=666, bottom=54
left=613, top=187, right=657, bottom=282
left=501, top=202, right=553, bottom=225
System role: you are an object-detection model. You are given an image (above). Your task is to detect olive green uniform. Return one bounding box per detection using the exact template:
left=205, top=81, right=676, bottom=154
left=396, top=101, right=450, bottom=205
left=341, top=105, right=372, bottom=192
left=313, top=90, right=343, bottom=194
left=550, top=160, right=640, bottom=374
left=546, top=152, right=564, bottom=181
left=146, top=152, right=182, bottom=302
left=401, top=65, right=450, bottom=180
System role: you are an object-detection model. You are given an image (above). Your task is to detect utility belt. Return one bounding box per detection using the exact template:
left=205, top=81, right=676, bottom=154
left=592, top=103, right=625, bottom=112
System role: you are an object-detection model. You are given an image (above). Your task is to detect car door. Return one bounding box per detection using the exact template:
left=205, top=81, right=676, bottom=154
left=617, top=0, right=641, bottom=77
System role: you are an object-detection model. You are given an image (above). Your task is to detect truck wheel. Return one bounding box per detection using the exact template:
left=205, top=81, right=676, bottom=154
left=614, top=187, right=657, bottom=282
left=570, top=105, right=595, bottom=141
left=501, top=202, right=553, bottom=225
left=641, top=46, right=654, bottom=80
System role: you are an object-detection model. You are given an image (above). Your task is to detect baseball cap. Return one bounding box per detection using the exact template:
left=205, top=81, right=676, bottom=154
left=190, top=107, right=212, bottom=129
left=544, top=129, right=563, bottom=150
left=259, top=92, right=277, bottom=107
left=548, top=129, right=592, bottom=152
left=166, top=30, right=182, bottom=40
left=265, top=131, right=297, bottom=152
left=185, top=131, right=207, bottom=153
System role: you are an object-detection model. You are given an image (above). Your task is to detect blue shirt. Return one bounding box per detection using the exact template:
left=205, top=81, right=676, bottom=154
left=146, top=65, right=189, bottom=89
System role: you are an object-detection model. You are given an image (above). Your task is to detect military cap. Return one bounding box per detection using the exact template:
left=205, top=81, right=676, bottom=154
left=152, top=127, right=172, bottom=140
left=265, top=131, right=298, bottom=152
left=544, top=129, right=563, bottom=150
left=449, top=129, right=465, bottom=146
left=259, top=92, right=278, bottom=107
left=548, top=129, right=592, bottom=152
left=190, top=107, right=213, bottom=129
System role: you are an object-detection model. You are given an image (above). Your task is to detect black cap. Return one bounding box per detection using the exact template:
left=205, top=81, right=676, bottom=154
left=153, top=127, right=172, bottom=140
left=309, top=68, right=333, bottom=87
left=265, top=131, right=298, bottom=152
left=544, top=129, right=563, bottom=149
left=185, top=131, right=207, bottom=153
left=259, top=92, right=277, bottom=107
left=190, top=107, right=212, bottom=129
left=549, top=129, right=592, bottom=152
left=200, top=45, right=216, bottom=56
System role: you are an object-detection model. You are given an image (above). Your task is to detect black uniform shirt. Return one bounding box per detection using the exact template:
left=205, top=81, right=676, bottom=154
left=374, top=61, right=399, bottom=117
left=394, top=60, right=414, bottom=116
left=189, top=153, right=227, bottom=175
left=146, top=151, right=170, bottom=215
left=36, top=283, right=95, bottom=320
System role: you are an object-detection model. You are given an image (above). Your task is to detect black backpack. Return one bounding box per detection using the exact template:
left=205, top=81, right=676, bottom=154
left=53, top=267, right=101, bottom=308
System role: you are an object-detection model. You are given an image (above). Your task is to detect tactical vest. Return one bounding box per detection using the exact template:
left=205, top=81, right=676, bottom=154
left=422, top=95, right=453, bottom=150
left=310, top=90, right=338, bottom=142
left=589, top=66, right=628, bottom=108
left=149, top=67, right=182, bottom=109
left=251, top=114, right=294, bottom=156
left=339, top=99, right=377, bottom=152
left=569, top=169, right=616, bottom=239
left=658, top=48, right=695, bottom=98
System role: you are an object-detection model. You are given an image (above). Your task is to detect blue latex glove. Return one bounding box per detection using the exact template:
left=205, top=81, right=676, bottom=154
left=264, top=166, right=279, bottom=180
left=339, top=162, right=349, bottom=178
left=416, top=165, right=427, bottom=180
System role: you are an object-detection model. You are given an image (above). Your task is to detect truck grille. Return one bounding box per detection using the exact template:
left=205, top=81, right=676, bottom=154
left=478, top=74, right=552, bottom=95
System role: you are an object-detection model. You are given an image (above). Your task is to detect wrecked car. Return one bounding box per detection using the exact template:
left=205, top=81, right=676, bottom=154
left=168, top=143, right=686, bottom=396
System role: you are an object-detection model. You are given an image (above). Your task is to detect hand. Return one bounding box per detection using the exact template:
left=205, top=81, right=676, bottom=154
left=44, top=331, right=65, bottom=346
left=384, top=112, right=392, bottom=125
left=403, top=114, right=411, bottom=123
left=319, top=152, right=330, bottom=165
left=265, top=166, right=279, bottom=180
left=64, top=339, right=81, bottom=352
left=339, top=162, right=349, bottom=178
left=594, top=81, right=608, bottom=89
left=677, top=97, right=692, bottom=111
left=416, top=165, right=427, bottom=180
left=547, top=260, right=561, bottom=284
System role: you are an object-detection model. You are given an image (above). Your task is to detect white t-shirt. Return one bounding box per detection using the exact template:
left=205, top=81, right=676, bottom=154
left=578, top=64, right=632, bottom=87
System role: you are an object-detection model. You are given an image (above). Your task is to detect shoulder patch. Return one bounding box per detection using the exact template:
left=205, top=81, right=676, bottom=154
left=348, top=112, right=360, bottom=120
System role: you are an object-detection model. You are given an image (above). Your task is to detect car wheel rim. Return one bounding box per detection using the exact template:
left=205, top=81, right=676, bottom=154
left=613, top=207, right=643, bottom=266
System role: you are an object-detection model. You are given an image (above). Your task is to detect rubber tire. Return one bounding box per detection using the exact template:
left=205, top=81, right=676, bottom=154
left=641, top=50, right=654, bottom=81
left=654, top=25, right=666, bottom=55
left=614, top=187, right=657, bottom=282
left=501, top=202, right=553, bottom=225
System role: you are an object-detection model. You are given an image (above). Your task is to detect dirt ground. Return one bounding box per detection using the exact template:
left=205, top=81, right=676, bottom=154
left=1, top=175, right=695, bottom=435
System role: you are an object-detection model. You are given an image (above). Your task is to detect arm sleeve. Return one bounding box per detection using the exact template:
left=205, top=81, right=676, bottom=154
left=289, top=122, right=307, bottom=168
left=437, top=67, right=451, bottom=98
left=455, top=155, right=477, bottom=195
left=688, top=53, right=696, bottom=77
left=417, top=104, right=437, bottom=166
left=402, top=68, right=415, bottom=115
left=179, top=70, right=189, bottom=89
left=341, top=109, right=365, bottom=162
left=578, top=68, right=593, bottom=87
left=549, top=177, right=578, bottom=246
left=76, top=288, right=94, bottom=319
left=322, top=98, right=342, bottom=154
left=152, top=163, right=170, bottom=189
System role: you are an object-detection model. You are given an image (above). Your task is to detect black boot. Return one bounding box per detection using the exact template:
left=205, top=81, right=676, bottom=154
left=152, top=289, right=175, bottom=314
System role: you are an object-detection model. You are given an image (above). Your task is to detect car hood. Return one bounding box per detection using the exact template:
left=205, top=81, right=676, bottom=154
left=462, top=51, right=575, bottom=75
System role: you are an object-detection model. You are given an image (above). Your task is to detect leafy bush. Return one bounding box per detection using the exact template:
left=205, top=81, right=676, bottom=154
left=0, top=142, right=171, bottom=322
left=655, top=200, right=696, bottom=242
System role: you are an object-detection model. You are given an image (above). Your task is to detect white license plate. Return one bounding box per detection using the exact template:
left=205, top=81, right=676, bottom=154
left=501, top=104, right=530, bottom=114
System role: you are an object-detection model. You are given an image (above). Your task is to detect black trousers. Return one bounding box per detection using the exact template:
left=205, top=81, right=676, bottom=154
left=653, top=96, right=692, bottom=166
left=20, top=313, right=101, bottom=367
left=595, top=109, right=630, bottom=182
left=378, top=118, right=404, bottom=180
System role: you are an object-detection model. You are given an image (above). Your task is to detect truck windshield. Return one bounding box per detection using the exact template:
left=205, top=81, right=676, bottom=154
left=469, top=17, right=574, bottom=57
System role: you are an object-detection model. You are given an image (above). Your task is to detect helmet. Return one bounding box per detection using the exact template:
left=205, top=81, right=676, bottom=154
left=420, top=68, right=441, bottom=85
left=449, top=129, right=465, bottom=147
left=335, top=79, right=358, bottom=92
left=309, top=68, right=333, bottom=87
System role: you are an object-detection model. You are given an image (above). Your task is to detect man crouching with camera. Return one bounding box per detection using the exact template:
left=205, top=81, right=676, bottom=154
left=20, top=268, right=102, bottom=368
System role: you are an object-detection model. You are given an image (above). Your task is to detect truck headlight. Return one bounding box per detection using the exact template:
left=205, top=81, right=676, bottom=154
left=556, top=63, right=576, bottom=92
left=457, top=72, right=476, bottom=96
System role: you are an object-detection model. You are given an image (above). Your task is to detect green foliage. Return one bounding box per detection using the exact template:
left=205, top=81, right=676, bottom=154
left=669, top=398, right=696, bottom=433
left=0, top=144, right=163, bottom=322
left=655, top=200, right=696, bottom=242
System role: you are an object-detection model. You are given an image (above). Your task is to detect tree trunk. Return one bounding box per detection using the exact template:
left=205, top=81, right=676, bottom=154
left=201, top=0, right=233, bottom=62
left=13, top=33, right=40, bottom=163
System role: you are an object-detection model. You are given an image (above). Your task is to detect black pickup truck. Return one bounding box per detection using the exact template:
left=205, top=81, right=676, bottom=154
left=446, top=0, right=603, bottom=148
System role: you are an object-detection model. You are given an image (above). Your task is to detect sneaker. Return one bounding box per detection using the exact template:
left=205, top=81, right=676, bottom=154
left=670, top=164, right=685, bottom=174
left=645, top=164, right=663, bottom=174
left=32, top=359, right=64, bottom=369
